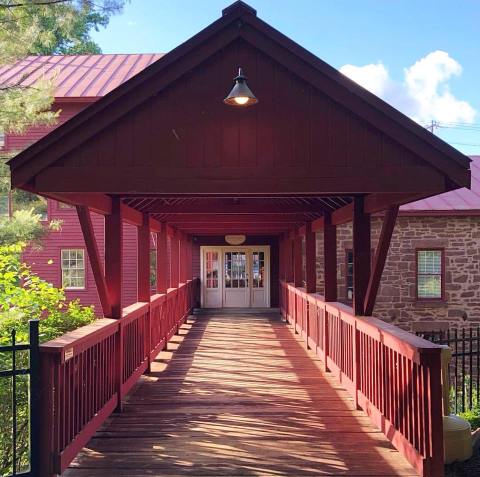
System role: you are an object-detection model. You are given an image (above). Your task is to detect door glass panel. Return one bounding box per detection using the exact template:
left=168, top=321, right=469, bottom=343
left=225, top=251, right=246, bottom=288
left=252, top=251, right=265, bottom=288
left=205, top=251, right=219, bottom=289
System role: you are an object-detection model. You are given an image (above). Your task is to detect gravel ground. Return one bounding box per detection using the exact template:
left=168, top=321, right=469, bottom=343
left=445, top=447, right=480, bottom=477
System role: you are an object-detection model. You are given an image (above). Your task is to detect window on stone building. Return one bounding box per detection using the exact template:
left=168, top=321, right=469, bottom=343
left=346, top=250, right=354, bottom=301
left=345, top=249, right=376, bottom=302
left=416, top=249, right=444, bottom=300
left=61, top=249, right=86, bottom=290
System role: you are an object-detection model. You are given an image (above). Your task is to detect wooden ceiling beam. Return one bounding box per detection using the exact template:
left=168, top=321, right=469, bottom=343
left=148, top=203, right=327, bottom=214
left=34, top=165, right=446, bottom=195
left=164, top=214, right=309, bottom=224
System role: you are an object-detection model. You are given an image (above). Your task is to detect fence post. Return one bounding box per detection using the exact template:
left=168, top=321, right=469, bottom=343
left=353, top=319, right=360, bottom=410
left=421, top=350, right=444, bottom=477
left=29, top=320, right=40, bottom=477
left=441, top=347, right=452, bottom=416
left=38, top=353, right=56, bottom=477
left=322, top=305, right=329, bottom=372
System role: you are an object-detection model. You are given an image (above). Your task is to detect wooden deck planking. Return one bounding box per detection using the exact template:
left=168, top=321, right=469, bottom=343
left=65, top=312, right=417, bottom=476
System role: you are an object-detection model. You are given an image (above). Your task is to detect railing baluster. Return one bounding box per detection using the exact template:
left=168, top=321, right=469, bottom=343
left=279, top=279, right=444, bottom=477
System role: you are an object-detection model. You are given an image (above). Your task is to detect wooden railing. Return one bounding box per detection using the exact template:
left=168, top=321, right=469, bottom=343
left=39, top=278, right=199, bottom=476
left=280, top=280, right=444, bottom=477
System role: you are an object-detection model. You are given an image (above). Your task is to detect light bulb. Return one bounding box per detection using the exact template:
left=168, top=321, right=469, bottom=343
left=234, top=96, right=249, bottom=105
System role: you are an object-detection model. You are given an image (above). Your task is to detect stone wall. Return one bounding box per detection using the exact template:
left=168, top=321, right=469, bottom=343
left=315, top=215, right=480, bottom=330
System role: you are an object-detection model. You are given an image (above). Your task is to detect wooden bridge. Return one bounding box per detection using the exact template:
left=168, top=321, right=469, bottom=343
left=8, top=2, right=471, bottom=476
left=64, top=309, right=417, bottom=476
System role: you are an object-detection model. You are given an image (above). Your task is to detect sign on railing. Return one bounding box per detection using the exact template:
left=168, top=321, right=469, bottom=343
left=280, top=280, right=444, bottom=477
left=38, top=278, right=199, bottom=476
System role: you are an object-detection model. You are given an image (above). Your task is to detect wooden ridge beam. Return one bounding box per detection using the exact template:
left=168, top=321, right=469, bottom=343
left=364, top=206, right=399, bottom=316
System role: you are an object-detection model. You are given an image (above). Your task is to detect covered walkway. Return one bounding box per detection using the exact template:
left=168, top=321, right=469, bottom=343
left=65, top=311, right=416, bottom=476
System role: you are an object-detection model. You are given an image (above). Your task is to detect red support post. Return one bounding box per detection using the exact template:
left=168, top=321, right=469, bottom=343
left=170, top=233, right=179, bottom=288
left=137, top=213, right=151, bottom=302
left=323, top=212, right=337, bottom=302
left=180, top=235, right=187, bottom=283
left=105, top=197, right=123, bottom=318
left=364, top=206, right=399, bottom=315
left=279, top=238, right=285, bottom=281
left=352, top=196, right=371, bottom=316
left=104, top=197, right=123, bottom=411
left=188, top=237, right=193, bottom=280
left=137, top=214, right=151, bottom=372
left=76, top=205, right=112, bottom=317
left=293, top=234, right=303, bottom=287
left=285, top=237, right=293, bottom=282
left=156, top=223, right=168, bottom=294
left=305, top=222, right=316, bottom=293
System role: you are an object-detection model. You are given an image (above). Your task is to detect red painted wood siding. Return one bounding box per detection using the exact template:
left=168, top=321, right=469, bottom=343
left=3, top=102, right=91, bottom=153
left=46, top=39, right=445, bottom=195
left=23, top=200, right=138, bottom=315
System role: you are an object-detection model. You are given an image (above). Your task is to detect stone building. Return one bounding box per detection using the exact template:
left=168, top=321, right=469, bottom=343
left=316, top=156, right=480, bottom=329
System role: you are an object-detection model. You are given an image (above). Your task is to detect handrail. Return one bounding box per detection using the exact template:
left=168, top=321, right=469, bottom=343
left=40, top=318, right=118, bottom=357
left=280, top=280, right=444, bottom=477
left=38, top=277, right=200, bottom=477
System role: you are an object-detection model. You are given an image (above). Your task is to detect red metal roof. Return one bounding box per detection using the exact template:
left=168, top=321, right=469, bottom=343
left=402, top=156, right=480, bottom=212
left=0, top=54, right=164, bottom=99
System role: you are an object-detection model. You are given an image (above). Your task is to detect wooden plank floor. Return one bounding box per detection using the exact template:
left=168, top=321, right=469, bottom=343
left=65, top=311, right=416, bottom=476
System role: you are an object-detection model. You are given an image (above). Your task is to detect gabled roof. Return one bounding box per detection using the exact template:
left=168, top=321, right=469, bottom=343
left=402, top=156, right=480, bottom=212
left=0, top=54, right=163, bottom=99
left=8, top=0, right=470, bottom=192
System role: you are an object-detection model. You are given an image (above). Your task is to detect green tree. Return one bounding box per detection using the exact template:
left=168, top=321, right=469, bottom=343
left=0, top=0, right=126, bottom=222
left=0, top=242, right=95, bottom=474
left=0, top=0, right=126, bottom=134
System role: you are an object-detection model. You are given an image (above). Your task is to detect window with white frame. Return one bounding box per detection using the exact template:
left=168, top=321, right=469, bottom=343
left=61, top=249, right=86, bottom=289
left=0, top=130, right=5, bottom=148
left=416, top=249, right=444, bottom=300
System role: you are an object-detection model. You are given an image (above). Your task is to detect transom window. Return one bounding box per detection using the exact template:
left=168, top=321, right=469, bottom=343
left=416, top=250, right=444, bottom=300
left=61, top=249, right=86, bottom=290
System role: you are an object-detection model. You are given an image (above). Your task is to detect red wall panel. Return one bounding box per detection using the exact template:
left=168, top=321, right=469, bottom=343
left=4, top=102, right=91, bottom=153
left=23, top=200, right=138, bottom=316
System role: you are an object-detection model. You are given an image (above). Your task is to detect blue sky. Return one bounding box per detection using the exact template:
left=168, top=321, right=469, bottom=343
left=92, top=0, right=480, bottom=155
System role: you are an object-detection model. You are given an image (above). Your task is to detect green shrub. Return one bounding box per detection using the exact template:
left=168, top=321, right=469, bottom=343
left=0, top=242, right=95, bottom=475
left=459, top=406, right=480, bottom=431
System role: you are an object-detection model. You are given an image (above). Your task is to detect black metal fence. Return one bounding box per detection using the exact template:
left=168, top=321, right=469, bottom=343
left=0, top=320, right=40, bottom=477
left=416, top=325, right=480, bottom=414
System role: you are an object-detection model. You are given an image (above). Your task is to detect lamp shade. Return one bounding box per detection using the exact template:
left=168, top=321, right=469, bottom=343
left=223, top=68, right=258, bottom=107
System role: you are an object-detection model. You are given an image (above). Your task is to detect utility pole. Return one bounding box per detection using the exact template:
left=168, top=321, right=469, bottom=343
left=426, top=120, right=440, bottom=134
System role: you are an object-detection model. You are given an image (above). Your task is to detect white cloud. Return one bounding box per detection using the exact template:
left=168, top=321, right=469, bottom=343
left=340, top=50, right=476, bottom=125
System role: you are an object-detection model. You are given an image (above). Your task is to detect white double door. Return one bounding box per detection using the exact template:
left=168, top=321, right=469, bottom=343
left=201, top=246, right=270, bottom=308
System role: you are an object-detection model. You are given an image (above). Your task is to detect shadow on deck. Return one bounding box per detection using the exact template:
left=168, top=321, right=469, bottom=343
left=65, top=311, right=416, bottom=476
